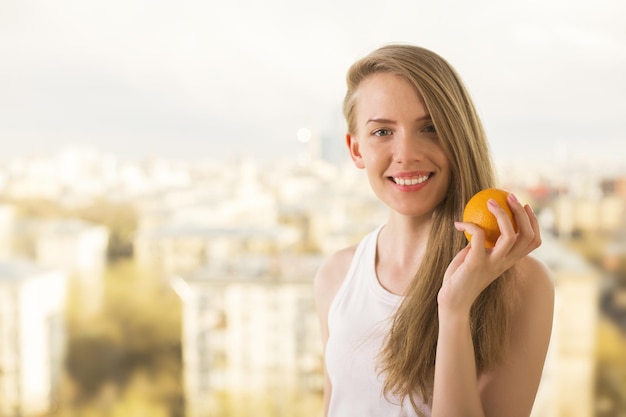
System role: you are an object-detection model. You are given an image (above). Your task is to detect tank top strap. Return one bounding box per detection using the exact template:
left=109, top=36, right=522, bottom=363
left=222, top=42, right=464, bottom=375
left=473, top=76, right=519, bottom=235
left=328, top=224, right=385, bottom=329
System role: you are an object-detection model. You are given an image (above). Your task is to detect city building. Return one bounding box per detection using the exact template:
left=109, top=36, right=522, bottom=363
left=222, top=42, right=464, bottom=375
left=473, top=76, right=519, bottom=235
left=34, top=219, right=109, bottom=316
left=551, top=194, right=625, bottom=237
left=0, top=146, right=194, bottom=204
left=173, top=254, right=323, bottom=417
left=0, top=258, right=68, bottom=416
left=531, top=235, right=601, bottom=417
left=35, top=219, right=109, bottom=275
left=136, top=224, right=300, bottom=277
left=0, top=204, right=15, bottom=258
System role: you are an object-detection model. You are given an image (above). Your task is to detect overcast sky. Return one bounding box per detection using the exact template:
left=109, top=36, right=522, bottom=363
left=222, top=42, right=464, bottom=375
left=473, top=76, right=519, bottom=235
left=1, top=0, right=624, bottom=164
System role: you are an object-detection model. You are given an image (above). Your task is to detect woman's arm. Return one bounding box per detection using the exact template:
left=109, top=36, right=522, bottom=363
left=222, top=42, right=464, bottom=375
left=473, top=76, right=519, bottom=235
left=434, top=305, right=484, bottom=416
left=435, top=256, right=553, bottom=417
left=478, top=256, right=554, bottom=416
left=433, top=193, right=552, bottom=416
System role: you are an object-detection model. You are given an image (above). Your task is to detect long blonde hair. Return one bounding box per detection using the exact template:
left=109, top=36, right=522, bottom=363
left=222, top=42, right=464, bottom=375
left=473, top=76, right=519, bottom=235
left=343, top=44, right=516, bottom=413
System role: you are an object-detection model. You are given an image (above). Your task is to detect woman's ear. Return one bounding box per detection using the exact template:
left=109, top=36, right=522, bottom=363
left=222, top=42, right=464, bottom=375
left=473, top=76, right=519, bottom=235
left=346, top=133, right=365, bottom=169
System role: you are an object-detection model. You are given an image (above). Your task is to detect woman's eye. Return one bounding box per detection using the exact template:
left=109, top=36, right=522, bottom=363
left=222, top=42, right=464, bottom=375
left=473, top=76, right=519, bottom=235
left=373, top=128, right=392, bottom=137
left=423, top=124, right=437, bottom=133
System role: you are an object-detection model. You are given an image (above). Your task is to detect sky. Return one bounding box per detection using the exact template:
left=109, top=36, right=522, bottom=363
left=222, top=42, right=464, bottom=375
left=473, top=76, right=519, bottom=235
left=1, top=0, right=625, bottom=164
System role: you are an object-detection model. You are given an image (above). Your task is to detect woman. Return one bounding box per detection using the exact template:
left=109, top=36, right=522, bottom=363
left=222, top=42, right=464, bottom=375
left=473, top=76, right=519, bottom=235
left=314, top=44, right=554, bottom=417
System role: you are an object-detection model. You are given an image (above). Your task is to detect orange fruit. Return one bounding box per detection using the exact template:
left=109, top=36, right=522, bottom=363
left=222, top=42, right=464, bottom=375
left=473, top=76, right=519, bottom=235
left=462, top=188, right=518, bottom=248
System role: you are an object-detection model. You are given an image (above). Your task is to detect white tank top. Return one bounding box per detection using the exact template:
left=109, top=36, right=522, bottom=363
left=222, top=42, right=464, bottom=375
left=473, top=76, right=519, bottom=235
left=325, top=225, right=431, bottom=416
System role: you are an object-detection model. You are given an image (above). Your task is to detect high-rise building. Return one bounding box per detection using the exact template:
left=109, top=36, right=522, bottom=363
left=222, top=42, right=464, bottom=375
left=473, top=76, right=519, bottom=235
left=173, top=255, right=323, bottom=417
left=0, top=259, right=67, bottom=416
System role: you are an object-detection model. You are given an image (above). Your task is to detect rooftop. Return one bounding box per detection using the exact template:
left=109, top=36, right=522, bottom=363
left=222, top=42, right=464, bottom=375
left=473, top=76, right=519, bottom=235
left=0, top=258, right=53, bottom=283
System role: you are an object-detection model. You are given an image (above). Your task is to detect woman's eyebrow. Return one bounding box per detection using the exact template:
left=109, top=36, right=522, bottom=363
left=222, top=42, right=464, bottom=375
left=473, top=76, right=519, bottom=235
left=366, top=117, right=396, bottom=125
left=366, top=115, right=432, bottom=125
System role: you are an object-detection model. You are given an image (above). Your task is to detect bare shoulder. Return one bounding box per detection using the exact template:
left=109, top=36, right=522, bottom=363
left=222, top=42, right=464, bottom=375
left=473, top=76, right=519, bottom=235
left=313, top=244, right=358, bottom=339
left=513, top=254, right=555, bottom=305
left=314, top=245, right=357, bottom=309
left=507, top=254, right=555, bottom=348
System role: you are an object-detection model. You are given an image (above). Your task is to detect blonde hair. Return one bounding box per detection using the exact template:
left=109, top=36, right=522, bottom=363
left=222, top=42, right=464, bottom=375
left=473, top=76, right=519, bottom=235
left=343, top=44, right=515, bottom=413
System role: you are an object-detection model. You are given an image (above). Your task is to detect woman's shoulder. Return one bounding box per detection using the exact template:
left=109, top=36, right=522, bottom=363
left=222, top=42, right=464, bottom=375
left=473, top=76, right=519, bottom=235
left=513, top=254, right=554, bottom=298
left=314, top=245, right=358, bottom=299
left=509, top=254, right=555, bottom=329
left=314, top=225, right=384, bottom=319
left=313, top=245, right=358, bottom=335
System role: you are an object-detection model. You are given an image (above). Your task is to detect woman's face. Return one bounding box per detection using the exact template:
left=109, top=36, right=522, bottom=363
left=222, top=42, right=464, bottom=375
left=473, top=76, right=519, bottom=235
left=347, top=72, right=451, bottom=219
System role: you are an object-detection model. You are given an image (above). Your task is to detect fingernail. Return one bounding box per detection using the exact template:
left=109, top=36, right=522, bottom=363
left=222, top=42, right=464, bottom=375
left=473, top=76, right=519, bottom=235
left=508, top=193, right=519, bottom=204
left=488, top=198, right=498, bottom=207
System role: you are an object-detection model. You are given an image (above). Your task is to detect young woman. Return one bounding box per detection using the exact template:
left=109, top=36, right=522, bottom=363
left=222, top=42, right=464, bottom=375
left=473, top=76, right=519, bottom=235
left=314, top=44, right=554, bottom=417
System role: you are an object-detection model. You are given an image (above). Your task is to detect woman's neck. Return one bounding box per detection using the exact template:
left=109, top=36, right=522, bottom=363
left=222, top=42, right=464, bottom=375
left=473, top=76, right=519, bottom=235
left=375, top=213, right=433, bottom=295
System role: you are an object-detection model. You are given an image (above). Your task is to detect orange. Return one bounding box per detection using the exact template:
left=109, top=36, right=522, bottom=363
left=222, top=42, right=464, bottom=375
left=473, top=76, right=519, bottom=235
left=462, top=188, right=518, bottom=248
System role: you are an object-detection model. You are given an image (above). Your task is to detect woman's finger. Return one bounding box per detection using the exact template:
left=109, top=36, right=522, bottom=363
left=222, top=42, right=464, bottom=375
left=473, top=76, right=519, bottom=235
left=523, top=204, right=542, bottom=250
left=455, top=221, right=487, bottom=261
left=487, top=197, right=517, bottom=253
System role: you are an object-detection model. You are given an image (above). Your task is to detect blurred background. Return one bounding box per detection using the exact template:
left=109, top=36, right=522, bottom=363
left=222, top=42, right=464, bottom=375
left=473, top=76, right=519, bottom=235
left=0, top=0, right=625, bottom=416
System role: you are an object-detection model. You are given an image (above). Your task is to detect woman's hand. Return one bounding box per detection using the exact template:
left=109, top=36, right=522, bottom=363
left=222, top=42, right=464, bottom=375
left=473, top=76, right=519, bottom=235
left=437, top=193, right=542, bottom=315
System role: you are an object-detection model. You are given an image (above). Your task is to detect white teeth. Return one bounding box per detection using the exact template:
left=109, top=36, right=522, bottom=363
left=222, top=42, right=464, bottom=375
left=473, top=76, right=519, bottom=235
left=393, top=174, right=430, bottom=185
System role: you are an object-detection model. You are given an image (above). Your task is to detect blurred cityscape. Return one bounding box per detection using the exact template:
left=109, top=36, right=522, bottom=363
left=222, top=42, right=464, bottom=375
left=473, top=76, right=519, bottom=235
left=0, top=135, right=625, bottom=417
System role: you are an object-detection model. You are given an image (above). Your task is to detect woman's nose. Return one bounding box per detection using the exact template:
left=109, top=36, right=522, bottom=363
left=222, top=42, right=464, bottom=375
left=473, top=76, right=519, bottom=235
left=393, top=132, right=422, bottom=163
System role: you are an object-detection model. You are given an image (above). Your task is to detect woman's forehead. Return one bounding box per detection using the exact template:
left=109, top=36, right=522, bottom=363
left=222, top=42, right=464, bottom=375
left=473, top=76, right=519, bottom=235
left=354, top=73, right=428, bottom=120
